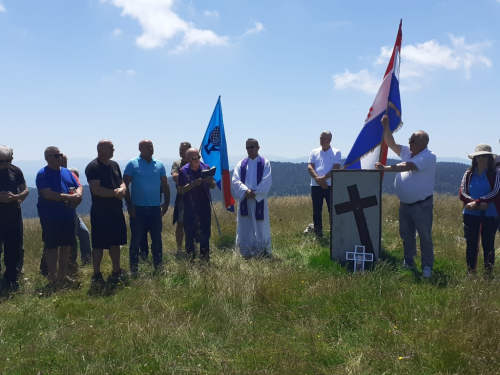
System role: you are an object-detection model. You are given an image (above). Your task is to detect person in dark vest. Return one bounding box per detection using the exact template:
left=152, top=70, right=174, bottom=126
left=177, top=148, right=216, bottom=262
left=231, top=138, right=272, bottom=258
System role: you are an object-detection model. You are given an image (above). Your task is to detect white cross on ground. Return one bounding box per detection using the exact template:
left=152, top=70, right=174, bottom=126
left=346, top=245, right=374, bottom=273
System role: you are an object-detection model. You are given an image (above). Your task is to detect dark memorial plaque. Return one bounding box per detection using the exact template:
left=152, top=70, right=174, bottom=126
left=330, top=170, right=382, bottom=265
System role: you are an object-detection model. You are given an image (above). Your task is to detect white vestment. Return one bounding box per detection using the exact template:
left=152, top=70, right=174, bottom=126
left=231, top=157, right=272, bottom=257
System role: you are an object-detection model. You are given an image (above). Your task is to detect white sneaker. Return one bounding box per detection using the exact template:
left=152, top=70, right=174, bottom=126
left=422, top=266, right=432, bottom=278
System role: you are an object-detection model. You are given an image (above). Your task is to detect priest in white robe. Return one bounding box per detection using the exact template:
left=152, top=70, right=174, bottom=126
left=231, top=138, right=272, bottom=258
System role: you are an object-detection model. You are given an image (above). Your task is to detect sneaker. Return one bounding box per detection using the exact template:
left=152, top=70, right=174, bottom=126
left=422, top=266, right=432, bottom=278
left=401, top=260, right=415, bottom=270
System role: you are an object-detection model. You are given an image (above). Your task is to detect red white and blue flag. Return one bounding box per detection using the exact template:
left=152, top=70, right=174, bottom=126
left=344, top=20, right=403, bottom=170
left=200, top=96, right=235, bottom=211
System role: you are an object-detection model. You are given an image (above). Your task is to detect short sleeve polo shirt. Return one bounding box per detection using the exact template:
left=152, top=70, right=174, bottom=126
left=123, top=155, right=166, bottom=206
left=308, top=146, right=342, bottom=186
left=395, top=145, right=436, bottom=204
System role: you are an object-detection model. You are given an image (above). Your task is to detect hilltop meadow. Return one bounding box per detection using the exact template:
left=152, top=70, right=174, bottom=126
left=1, top=194, right=499, bottom=375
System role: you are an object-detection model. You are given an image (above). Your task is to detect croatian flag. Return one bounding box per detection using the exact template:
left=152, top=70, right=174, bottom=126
left=200, top=96, right=235, bottom=211
left=344, top=20, right=403, bottom=170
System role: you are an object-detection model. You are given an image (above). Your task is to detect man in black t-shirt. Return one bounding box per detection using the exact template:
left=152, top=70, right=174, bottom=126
left=85, top=140, right=127, bottom=284
left=0, top=145, right=29, bottom=289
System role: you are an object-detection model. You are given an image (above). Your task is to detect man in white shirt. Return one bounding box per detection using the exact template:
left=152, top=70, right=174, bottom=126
left=375, top=115, right=436, bottom=278
left=232, top=138, right=272, bottom=258
left=307, top=131, right=342, bottom=237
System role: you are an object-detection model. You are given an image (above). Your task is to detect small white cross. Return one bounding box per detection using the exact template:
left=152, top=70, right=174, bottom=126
left=346, top=245, right=373, bottom=273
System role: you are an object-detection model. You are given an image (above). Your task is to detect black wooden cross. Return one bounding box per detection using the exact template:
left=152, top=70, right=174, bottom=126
left=334, top=184, right=378, bottom=253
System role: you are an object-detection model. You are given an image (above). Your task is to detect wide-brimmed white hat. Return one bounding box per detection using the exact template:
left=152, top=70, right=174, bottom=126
left=468, top=143, right=497, bottom=159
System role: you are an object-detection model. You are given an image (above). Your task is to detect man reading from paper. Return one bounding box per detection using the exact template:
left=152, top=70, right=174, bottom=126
left=232, top=138, right=273, bottom=258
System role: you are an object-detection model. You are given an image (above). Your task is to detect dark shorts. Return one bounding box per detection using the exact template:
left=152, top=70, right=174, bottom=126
left=40, top=217, right=76, bottom=249
left=90, top=210, right=127, bottom=249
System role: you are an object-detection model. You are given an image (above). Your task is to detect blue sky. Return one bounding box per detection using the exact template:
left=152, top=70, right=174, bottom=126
left=1, top=0, right=499, bottom=162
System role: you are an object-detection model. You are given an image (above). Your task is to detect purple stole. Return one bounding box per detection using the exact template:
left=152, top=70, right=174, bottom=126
left=240, top=157, right=265, bottom=220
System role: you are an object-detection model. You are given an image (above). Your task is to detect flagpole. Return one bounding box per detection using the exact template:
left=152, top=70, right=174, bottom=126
left=378, top=19, right=402, bottom=164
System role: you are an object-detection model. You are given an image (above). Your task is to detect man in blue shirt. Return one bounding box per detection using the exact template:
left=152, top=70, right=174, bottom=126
left=36, top=146, right=82, bottom=283
left=124, top=140, right=170, bottom=274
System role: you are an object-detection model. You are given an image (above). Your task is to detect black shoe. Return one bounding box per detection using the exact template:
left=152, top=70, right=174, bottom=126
left=67, top=260, right=79, bottom=275
left=111, top=269, right=127, bottom=279
left=91, top=272, right=104, bottom=284
left=6, top=280, right=19, bottom=291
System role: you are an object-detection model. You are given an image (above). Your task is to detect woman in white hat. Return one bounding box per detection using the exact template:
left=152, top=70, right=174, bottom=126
left=459, top=144, right=500, bottom=274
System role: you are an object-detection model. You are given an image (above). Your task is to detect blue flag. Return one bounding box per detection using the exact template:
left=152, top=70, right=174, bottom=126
left=200, top=96, right=235, bottom=211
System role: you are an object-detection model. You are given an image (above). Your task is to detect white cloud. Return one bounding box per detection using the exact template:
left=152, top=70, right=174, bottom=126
left=113, top=28, right=123, bottom=36
left=333, top=69, right=381, bottom=94
left=102, top=0, right=228, bottom=52
left=244, top=21, right=265, bottom=36
left=0, top=1, right=6, bottom=12
left=334, top=34, right=492, bottom=93
left=204, top=10, right=219, bottom=18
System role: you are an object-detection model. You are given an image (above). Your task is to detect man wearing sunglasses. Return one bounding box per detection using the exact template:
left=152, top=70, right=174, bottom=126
left=36, top=146, right=83, bottom=284
left=0, top=145, right=28, bottom=290
left=231, top=139, right=273, bottom=258
left=177, top=148, right=216, bottom=262
left=375, top=115, right=436, bottom=278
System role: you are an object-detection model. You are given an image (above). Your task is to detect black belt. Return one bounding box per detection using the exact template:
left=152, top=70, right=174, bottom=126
left=405, top=195, right=433, bottom=206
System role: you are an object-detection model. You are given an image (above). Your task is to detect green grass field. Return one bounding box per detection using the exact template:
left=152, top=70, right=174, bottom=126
left=0, top=194, right=499, bottom=375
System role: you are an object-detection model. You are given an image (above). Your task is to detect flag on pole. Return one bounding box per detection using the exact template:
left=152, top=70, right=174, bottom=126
left=344, top=20, right=403, bottom=170
left=200, top=96, right=235, bottom=211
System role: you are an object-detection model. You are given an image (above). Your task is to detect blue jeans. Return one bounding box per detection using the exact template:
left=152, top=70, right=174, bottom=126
left=399, top=197, right=434, bottom=269
left=129, top=206, right=163, bottom=270
left=70, top=215, right=91, bottom=263
left=311, top=186, right=331, bottom=236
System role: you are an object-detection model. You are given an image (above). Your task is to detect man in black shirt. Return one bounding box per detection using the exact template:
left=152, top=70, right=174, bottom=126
left=0, top=145, right=29, bottom=289
left=85, top=140, right=127, bottom=283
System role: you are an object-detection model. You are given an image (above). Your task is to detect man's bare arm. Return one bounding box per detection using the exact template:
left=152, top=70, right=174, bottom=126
left=374, top=161, right=417, bottom=172
left=381, top=115, right=402, bottom=156
left=89, top=180, right=125, bottom=198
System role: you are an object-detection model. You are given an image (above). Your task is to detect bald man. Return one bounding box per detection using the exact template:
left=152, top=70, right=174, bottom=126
left=85, top=140, right=127, bottom=284
left=375, top=115, right=436, bottom=278
left=123, top=140, right=170, bottom=275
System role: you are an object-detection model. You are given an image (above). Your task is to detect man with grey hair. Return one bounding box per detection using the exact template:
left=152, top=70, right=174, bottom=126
left=36, top=146, right=82, bottom=283
left=307, top=131, right=341, bottom=237
left=375, top=115, right=436, bottom=278
left=0, top=145, right=28, bottom=289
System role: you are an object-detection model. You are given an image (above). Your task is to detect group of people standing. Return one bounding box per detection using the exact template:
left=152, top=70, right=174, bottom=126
left=309, top=115, right=500, bottom=279
left=0, top=137, right=274, bottom=289
left=0, top=116, right=499, bottom=290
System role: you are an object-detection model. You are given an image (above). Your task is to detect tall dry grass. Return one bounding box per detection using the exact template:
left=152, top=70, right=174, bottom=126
left=0, top=194, right=499, bottom=374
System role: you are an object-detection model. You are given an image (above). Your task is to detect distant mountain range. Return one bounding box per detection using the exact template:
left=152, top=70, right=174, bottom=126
left=19, top=159, right=469, bottom=219
left=13, top=155, right=469, bottom=187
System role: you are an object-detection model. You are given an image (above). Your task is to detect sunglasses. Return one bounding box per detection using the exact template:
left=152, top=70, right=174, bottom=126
left=191, top=156, right=201, bottom=160
left=408, top=138, right=417, bottom=144
left=0, top=159, right=12, bottom=163
left=246, top=146, right=256, bottom=150
left=476, top=155, right=490, bottom=159
left=47, top=153, right=63, bottom=158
